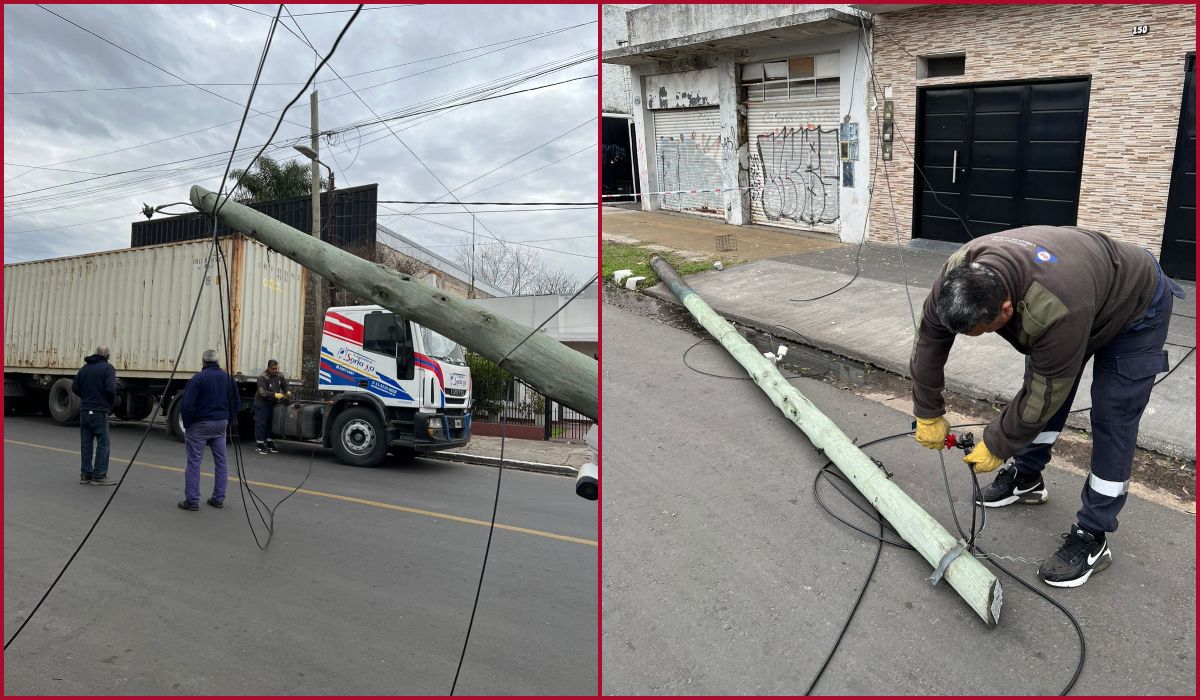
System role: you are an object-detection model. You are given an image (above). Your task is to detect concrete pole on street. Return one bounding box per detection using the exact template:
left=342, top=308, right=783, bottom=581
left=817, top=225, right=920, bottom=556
left=190, top=185, right=598, bottom=420
left=650, top=255, right=1002, bottom=627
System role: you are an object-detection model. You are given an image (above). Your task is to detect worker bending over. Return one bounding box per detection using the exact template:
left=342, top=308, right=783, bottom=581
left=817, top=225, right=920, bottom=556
left=911, top=225, right=1183, bottom=587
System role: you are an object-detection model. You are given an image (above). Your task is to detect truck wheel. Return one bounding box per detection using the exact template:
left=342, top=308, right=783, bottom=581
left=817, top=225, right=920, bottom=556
left=331, top=407, right=389, bottom=467
left=167, top=396, right=186, bottom=443
left=48, top=378, right=81, bottom=423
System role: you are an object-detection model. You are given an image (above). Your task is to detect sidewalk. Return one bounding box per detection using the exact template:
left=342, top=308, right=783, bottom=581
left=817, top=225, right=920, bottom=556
left=433, top=435, right=591, bottom=476
left=606, top=208, right=1197, bottom=460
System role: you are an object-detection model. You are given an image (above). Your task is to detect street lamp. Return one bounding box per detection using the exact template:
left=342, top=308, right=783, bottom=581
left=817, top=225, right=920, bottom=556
left=293, top=144, right=334, bottom=191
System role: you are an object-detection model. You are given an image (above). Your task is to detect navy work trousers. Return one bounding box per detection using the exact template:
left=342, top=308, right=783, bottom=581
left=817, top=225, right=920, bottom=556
left=1012, top=268, right=1183, bottom=534
left=253, top=401, right=274, bottom=444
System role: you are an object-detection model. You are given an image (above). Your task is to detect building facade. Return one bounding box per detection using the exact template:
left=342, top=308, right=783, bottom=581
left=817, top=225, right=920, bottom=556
left=605, top=4, right=1195, bottom=279
left=603, top=4, right=874, bottom=242
left=862, top=3, right=1195, bottom=279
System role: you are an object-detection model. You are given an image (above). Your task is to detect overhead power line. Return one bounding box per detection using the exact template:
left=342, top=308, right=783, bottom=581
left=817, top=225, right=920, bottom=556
left=36, top=5, right=309, bottom=133
left=4, top=70, right=592, bottom=202
left=379, top=200, right=597, bottom=206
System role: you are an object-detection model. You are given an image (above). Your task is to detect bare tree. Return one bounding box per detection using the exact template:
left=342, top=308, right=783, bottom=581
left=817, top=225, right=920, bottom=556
left=531, top=267, right=584, bottom=295
left=455, top=245, right=580, bottom=296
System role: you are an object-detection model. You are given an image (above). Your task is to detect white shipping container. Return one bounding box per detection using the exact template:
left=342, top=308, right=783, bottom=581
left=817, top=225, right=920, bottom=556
left=4, top=236, right=305, bottom=379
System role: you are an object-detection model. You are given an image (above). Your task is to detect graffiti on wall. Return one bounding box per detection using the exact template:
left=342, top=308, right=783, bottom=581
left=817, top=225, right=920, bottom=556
left=656, top=133, right=724, bottom=215
left=750, top=125, right=840, bottom=225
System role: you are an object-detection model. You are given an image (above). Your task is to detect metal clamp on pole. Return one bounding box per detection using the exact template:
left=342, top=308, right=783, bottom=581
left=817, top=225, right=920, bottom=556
left=927, top=541, right=969, bottom=585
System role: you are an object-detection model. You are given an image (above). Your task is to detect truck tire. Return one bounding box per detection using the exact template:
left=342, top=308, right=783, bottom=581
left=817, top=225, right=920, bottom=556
left=167, top=396, right=186, bottom=443
left=48, top=378, right=81, bottom=423
left=331, top=407, right=389, bottom=467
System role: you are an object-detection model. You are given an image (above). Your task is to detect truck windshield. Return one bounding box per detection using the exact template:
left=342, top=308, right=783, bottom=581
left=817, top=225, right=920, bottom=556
left=420, top=327, right=465, bottom=365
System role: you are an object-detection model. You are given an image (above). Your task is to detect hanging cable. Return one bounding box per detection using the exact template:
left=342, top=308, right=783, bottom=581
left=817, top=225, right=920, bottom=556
left=449, top=273, right=599, bottom=695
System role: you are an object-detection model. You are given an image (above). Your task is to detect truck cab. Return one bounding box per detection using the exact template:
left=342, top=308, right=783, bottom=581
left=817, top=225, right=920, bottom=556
left=317, top=305, right=472, bottom=466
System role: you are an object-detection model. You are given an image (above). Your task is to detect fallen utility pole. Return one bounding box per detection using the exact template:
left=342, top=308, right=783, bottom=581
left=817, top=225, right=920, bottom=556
left=650, top=255, right=1001, bottom=627
left=190, top=185, right=597, bottom=420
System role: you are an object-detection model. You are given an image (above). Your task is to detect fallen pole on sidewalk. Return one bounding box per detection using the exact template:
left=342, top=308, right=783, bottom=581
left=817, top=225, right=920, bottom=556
left=649, top=255, right=1001, bottom=627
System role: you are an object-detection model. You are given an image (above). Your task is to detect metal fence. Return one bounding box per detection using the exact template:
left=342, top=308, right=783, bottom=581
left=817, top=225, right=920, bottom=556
left=471, top=376, right=592, bottom=441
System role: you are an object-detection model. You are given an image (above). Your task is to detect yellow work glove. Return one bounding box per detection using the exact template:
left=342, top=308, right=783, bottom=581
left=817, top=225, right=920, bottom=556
left=274, top=392, right=284, bottom=400
left=914, top=416, right=950, bottom=449
left=964, top=440, right=1004, bottom=473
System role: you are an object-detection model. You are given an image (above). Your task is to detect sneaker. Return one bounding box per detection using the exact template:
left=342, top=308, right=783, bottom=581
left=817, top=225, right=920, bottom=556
left=1039, top=524, right=1112, bottom=588
left=80, top=475, right=92, bottom=484
left=266, top=442, right=280, bottom=453
left=255, top=443, right=269, bottom=455
left=977, top=463, right=1047, bottom=507
left=90, top=477, right=117, bottom=486
left=177, top=500, right=199, bottom=511
left=206, top=497, right=224, bottom=509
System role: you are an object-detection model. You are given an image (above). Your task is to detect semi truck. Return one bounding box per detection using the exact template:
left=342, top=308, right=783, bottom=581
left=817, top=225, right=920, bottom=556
left=3, top=235, right=471, bottom=467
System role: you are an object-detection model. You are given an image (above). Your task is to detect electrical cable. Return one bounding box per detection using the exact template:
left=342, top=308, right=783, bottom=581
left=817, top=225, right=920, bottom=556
left=448, top=272, right=598, bottom=695
left=2, top=61, right=595, bottom=213
left=4, top=20, right=595, bottom=178
left=3, top=228, right=227, bottom=652
left=1, top=5, right=306, bottom=645
left=379, top=200, right=597, bottom=206
left=36, top=5, right=310, bottom=133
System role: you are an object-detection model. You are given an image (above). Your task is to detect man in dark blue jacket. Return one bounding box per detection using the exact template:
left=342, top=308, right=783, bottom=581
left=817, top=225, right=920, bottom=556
left=178, top=349, right=241, bottom=510
left=72, top=345, right=117, bottom=485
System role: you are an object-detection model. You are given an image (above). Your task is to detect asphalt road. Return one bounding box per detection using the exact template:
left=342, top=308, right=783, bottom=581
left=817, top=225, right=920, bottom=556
left=4, top=417, right=597, bottom=695
left=602, top=303, right=1195, bottom=695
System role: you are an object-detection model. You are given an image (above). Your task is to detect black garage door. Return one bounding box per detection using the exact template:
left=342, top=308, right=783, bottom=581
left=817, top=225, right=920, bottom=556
left=914, top=78, right=1091, bottom=243
left=1160, top=54, right=1195, bottom=281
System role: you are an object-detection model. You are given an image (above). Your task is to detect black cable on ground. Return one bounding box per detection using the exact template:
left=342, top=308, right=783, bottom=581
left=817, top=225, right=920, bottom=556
left=2, top=7, right=357, bottom=650
left=803, top=429, right=1086, bottom=696
left=3, top=233, right=225, bottom=652
left=449, top=273, right=599, bottom=695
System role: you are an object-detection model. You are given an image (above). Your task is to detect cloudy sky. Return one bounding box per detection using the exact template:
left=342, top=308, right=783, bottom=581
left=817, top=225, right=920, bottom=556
left=3, top=4, right=599, bottom=282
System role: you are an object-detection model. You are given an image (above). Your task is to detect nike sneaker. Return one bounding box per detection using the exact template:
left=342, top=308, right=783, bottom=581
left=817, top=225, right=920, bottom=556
left=977, top=462, right=1048, bottom=507
left=1039, top=524, right=1112, bottom=587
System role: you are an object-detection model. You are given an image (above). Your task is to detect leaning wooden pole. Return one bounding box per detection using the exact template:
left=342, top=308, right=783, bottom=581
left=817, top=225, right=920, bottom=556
left=191, top=186, right=597, bottom=420
left=650, top=255, right=1001, bottom=626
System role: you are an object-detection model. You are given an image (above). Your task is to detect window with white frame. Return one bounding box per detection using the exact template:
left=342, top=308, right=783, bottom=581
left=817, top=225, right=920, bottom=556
left=740, top=53, right=839, bottom=103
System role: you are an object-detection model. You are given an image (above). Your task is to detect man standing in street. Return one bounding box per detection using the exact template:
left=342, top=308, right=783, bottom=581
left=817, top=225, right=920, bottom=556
left=253, top=359, right=291, bottom=455
left=73, top=344, right=117, bottom=486
left=178, top=349, right=240, bottom=511
left=911, top=225, right=1184, bottom=588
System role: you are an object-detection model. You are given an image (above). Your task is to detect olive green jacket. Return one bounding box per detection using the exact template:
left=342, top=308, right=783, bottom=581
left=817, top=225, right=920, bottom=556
left=911, top=226, right=1158, bottom=458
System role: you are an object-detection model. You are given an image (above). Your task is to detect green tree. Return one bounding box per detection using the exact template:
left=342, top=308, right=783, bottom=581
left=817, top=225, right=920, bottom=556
left=227, top=154, right=328, bottom=204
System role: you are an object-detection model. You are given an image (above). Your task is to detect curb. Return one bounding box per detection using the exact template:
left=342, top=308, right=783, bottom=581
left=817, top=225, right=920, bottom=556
left=428, top=451, right=579, bottom=477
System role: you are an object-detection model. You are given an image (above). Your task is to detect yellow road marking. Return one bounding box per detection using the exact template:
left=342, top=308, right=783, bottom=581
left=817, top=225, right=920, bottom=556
left=5, top=439, right=597, bottom=547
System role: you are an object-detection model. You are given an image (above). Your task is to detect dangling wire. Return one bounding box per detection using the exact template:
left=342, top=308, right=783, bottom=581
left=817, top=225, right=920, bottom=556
left=449, top=273, right=598, bottom=695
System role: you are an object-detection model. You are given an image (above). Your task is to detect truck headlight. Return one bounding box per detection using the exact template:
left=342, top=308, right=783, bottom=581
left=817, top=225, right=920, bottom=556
left=427, top=416, right=443, bottom=429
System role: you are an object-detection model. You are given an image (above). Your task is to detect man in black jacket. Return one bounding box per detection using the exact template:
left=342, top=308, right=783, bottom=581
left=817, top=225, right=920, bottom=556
left=72, top=345, right=117, bottom=485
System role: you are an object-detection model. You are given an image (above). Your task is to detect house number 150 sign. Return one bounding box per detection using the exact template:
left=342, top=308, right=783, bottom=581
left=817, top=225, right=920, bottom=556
left=1132, top=25, right=1150, bottom=36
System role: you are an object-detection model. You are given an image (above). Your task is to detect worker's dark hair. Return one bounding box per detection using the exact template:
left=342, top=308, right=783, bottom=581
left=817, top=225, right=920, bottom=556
left=267, top=359, right=278, bottom=366
left=936, top=263, right=1008, bottom=334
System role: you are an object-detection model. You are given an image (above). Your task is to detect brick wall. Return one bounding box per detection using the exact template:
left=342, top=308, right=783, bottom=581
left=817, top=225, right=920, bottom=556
left=866, top=4, right=1195, bottom=255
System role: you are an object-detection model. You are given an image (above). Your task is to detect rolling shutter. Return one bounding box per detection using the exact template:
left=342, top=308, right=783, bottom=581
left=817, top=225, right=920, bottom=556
left=653, top=107, right=723, bottom=217
left=746, top=80, right=842, bottom=232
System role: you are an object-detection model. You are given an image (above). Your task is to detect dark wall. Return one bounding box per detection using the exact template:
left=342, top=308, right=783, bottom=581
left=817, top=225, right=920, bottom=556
left=131, top=183, right=378, bottom=252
